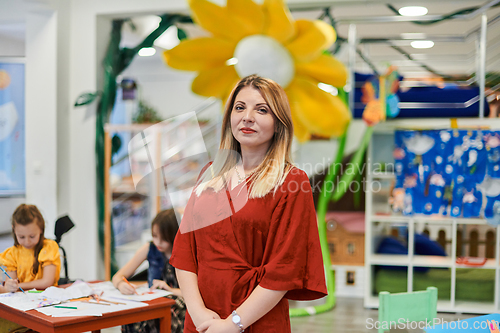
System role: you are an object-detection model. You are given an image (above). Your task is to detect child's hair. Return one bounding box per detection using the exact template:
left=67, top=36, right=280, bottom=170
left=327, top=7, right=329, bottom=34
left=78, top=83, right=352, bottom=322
left=11, top=204, right=46, bottom=276
left=151, top=209, right=178, bottom=245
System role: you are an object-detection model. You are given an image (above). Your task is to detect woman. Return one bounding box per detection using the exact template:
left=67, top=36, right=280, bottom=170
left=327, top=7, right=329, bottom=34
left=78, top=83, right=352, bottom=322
left=170, top=74, right=327, bottom=333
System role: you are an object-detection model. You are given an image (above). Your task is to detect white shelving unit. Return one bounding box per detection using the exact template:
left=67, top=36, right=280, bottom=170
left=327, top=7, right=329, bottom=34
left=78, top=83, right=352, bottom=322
left=364, top=118, right=500, bottom=314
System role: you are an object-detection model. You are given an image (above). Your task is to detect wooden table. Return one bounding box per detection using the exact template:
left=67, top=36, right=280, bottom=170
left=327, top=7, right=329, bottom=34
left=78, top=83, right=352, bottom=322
left=0, top=296, right=175, bottom=333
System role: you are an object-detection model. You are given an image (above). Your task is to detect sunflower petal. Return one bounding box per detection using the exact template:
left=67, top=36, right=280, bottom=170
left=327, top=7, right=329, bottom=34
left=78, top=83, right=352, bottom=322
left=187, top=0, right=247, bottom=41
left=287, top=101, right=311, bottom=142
left=227, top=0, right=265, bottom=35
left=192, top=65, right=240, bottom=99
left=286, top=20, right=336, bottom=62
left=163, top=37, right=235, bottom=71
left=296, top=54, right=347, bottom=87
left=287, top=77, right=351, bottom=137
left=262, top=0, right=295, bottom=43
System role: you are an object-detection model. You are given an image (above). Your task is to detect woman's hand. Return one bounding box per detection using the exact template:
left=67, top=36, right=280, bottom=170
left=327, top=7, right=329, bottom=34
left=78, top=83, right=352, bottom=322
left=196, top=318, right=239, bottom=333
left=117, top=280, right=137, bottom=295
left=191, top=307, right=221, bottom=330
left=4, top=278, right=19, bottom=293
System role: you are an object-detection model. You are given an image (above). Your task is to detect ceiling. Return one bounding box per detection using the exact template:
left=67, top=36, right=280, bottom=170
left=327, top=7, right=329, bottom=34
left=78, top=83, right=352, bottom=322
left=1, top=0, right=499, bottom=82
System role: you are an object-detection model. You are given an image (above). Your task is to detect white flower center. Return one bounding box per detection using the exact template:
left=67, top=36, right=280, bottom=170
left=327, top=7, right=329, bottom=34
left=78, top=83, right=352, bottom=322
left=233, top=35, right=294, bottom=88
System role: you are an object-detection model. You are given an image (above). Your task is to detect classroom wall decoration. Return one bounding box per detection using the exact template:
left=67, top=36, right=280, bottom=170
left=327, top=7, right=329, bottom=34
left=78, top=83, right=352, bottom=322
left=393, top=129, right=500, bottom=225
left=0, top=63, right=25, bottom=195
left=163, top=0, right=350, bottom=142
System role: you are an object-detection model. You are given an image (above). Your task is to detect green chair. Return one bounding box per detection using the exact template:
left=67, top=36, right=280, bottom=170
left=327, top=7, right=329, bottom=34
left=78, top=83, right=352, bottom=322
left=378, top=287, right=438, bottom=333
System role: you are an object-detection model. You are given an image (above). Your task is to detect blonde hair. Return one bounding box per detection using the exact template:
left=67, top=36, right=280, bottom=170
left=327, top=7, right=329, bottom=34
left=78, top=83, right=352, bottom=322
left=196, top=74, right=294, bottom=198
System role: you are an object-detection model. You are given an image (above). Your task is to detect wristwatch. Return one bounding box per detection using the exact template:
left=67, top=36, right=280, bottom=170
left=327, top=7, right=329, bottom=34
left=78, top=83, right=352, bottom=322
left=231, top=310, right=245, bottom=332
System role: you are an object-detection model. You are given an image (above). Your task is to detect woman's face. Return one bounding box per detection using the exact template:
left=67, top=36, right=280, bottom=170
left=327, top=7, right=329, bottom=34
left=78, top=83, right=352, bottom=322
left=14, top=221, right=41, bottom=250
left=152, top=224, right=171, bottom=254
left=230, top=86, right=277, bottom=153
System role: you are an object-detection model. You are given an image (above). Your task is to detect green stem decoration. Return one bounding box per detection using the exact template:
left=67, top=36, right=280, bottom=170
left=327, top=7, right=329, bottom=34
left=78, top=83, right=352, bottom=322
left=331, top=126, right=374, bottom=202
left=77, top=14, right=192, bottom=277
left=289, top=126, right=348, bottom=317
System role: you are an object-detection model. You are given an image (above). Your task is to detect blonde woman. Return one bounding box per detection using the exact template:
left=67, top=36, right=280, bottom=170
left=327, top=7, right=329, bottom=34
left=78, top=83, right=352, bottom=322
left=170, top=75, right=326, bottom=333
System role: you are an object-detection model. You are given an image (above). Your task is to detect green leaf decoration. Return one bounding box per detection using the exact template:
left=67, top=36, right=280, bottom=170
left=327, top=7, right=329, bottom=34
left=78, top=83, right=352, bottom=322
left=177, top=28, right=188, bottom=40
left=74, top=92, right=100, bottom=107
left=133, top=100, right=163, bottom=124
left=111, top=134, right=122, bottom=156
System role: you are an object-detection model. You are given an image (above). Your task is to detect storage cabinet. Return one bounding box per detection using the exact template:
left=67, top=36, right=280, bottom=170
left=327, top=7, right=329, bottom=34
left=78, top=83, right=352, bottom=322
left=364, top=118, right=500, bottom=314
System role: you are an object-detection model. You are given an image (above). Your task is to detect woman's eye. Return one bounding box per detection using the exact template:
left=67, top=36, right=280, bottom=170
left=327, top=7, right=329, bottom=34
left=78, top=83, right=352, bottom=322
left=259, top=108, right=268, bottom=113
left=235, top=105, right=244, bottom=111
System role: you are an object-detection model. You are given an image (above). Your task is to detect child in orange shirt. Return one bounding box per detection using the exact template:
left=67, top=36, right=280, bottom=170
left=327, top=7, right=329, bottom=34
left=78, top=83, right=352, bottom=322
left=0, top=204, right=61, bottom=332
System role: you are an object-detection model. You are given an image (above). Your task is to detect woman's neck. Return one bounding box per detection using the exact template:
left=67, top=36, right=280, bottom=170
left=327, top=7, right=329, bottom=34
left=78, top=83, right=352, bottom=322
left=240, top=148, right=267, bottom=173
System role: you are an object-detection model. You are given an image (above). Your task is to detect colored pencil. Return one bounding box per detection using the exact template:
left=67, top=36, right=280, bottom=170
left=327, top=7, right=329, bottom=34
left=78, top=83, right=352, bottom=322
left=122, top=276, right=139, bottom=295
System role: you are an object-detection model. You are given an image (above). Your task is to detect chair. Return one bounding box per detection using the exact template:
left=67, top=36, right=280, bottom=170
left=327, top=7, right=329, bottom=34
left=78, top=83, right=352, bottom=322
left=378, top=286, right=437, bottom=333
left=54, top=215, right=75, bottom=285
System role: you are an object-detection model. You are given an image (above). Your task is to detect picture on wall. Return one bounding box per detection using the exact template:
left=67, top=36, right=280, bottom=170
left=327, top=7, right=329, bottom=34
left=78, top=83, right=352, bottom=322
left=0, top=62, right=25, bottom=195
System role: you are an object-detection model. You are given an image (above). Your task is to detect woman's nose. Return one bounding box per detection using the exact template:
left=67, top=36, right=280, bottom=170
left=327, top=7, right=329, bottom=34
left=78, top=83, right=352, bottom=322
left=242, top=110, right=254, bottom=122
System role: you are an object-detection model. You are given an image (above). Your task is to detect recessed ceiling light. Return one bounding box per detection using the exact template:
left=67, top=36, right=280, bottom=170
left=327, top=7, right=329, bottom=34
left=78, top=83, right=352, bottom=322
left=399, top=6, right=428, bottom=16
left=411, top=40, right=434, bottom=49
left=138, top=47, right=156, bottom=57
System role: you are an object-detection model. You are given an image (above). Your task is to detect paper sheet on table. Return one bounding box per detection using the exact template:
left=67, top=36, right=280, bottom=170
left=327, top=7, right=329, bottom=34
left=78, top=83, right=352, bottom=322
left=0, top=292, right=60, bottom=311
left=41, top=280, right=94, bottom=301
left=90, top=281, right=172, bottom=301
left=36, top=299, right=148, bottom=317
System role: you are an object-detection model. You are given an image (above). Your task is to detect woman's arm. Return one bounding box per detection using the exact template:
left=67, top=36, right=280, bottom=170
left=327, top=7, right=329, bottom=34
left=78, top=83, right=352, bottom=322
left=18, top=265, right=57, bottom=290
left=176, top=268, right=220, bottom=327
left=112, top=243, right=149, bottom=294
left=197, top=286, right=286, bottom=333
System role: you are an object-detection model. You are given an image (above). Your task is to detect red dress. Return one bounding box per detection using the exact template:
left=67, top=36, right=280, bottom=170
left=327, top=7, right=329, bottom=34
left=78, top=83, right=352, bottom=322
left=170, top=165, right=327, bottom=333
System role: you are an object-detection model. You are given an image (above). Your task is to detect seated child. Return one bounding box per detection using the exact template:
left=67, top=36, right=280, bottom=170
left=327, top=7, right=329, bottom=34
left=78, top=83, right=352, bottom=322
left=0, top=204, right=61, bottom=332
left=112, top=209, right=185, bottom=333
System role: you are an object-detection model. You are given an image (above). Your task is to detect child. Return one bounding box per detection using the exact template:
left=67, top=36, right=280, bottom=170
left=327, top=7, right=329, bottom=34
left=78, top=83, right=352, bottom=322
left=0, top=204, right=61, bottom=332
left=112, top=209, right=185, bottom=333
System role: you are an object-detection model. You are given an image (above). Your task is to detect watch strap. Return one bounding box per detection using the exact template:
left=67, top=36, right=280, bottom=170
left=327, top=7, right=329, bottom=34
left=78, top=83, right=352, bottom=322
left=231, top=310, right=245, bottom=332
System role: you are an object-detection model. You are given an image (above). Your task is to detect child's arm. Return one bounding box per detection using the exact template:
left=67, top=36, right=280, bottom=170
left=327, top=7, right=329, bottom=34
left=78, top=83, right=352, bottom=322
left=112, top=243, right=149, bottom=294
left=19, top=265, right=57, bottom=290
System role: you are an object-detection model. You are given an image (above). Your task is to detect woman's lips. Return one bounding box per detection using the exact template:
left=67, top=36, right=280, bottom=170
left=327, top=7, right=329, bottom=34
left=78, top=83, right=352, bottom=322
left=241, top=128, right=256, bottom=134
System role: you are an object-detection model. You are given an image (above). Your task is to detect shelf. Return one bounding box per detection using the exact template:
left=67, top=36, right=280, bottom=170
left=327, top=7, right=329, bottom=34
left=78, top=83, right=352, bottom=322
left=370, top=254, right=409, bottom=266
left=365, top=128, right=500, bottom=314
left=413, top=255, right=453, bottom=268
left=372, top=118, right=500, bottom=134
left=455, top=259, right=497, bottom=269
left=370, top=214, right=489, bottom=224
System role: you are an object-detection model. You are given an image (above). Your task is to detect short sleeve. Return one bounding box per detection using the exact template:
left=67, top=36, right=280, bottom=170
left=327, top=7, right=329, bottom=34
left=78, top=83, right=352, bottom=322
left=259, top=168, right=327, bottom=301
left=0, top=246, right=18, bottom=272
left=39, top=239, right=61, bottom=268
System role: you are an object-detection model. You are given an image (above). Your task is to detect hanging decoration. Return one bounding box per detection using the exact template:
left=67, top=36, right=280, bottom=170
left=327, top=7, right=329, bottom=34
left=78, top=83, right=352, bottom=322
left=361, top=66, right=400, bottom=126
left=163, top=0, right=350, bottom=142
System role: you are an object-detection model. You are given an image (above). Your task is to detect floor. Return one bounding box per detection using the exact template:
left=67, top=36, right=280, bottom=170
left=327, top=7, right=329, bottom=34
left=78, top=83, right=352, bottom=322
left=98, top=297, right=478, bottom=333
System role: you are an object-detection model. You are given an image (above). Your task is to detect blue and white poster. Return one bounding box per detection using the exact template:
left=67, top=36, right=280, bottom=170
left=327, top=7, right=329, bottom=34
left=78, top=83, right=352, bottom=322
left=0, top=62, right=25, bottom=195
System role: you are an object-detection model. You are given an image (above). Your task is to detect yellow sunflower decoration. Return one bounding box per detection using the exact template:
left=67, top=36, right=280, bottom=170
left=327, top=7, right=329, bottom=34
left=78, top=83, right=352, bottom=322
left=163, top=0, right=351, bottom=142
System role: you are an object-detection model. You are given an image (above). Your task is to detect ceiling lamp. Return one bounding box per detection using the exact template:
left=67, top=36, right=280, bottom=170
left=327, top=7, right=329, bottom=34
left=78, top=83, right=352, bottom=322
left=410, top=40, right=434, bottom=49
left=398, top=6, right=428, bottom=16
